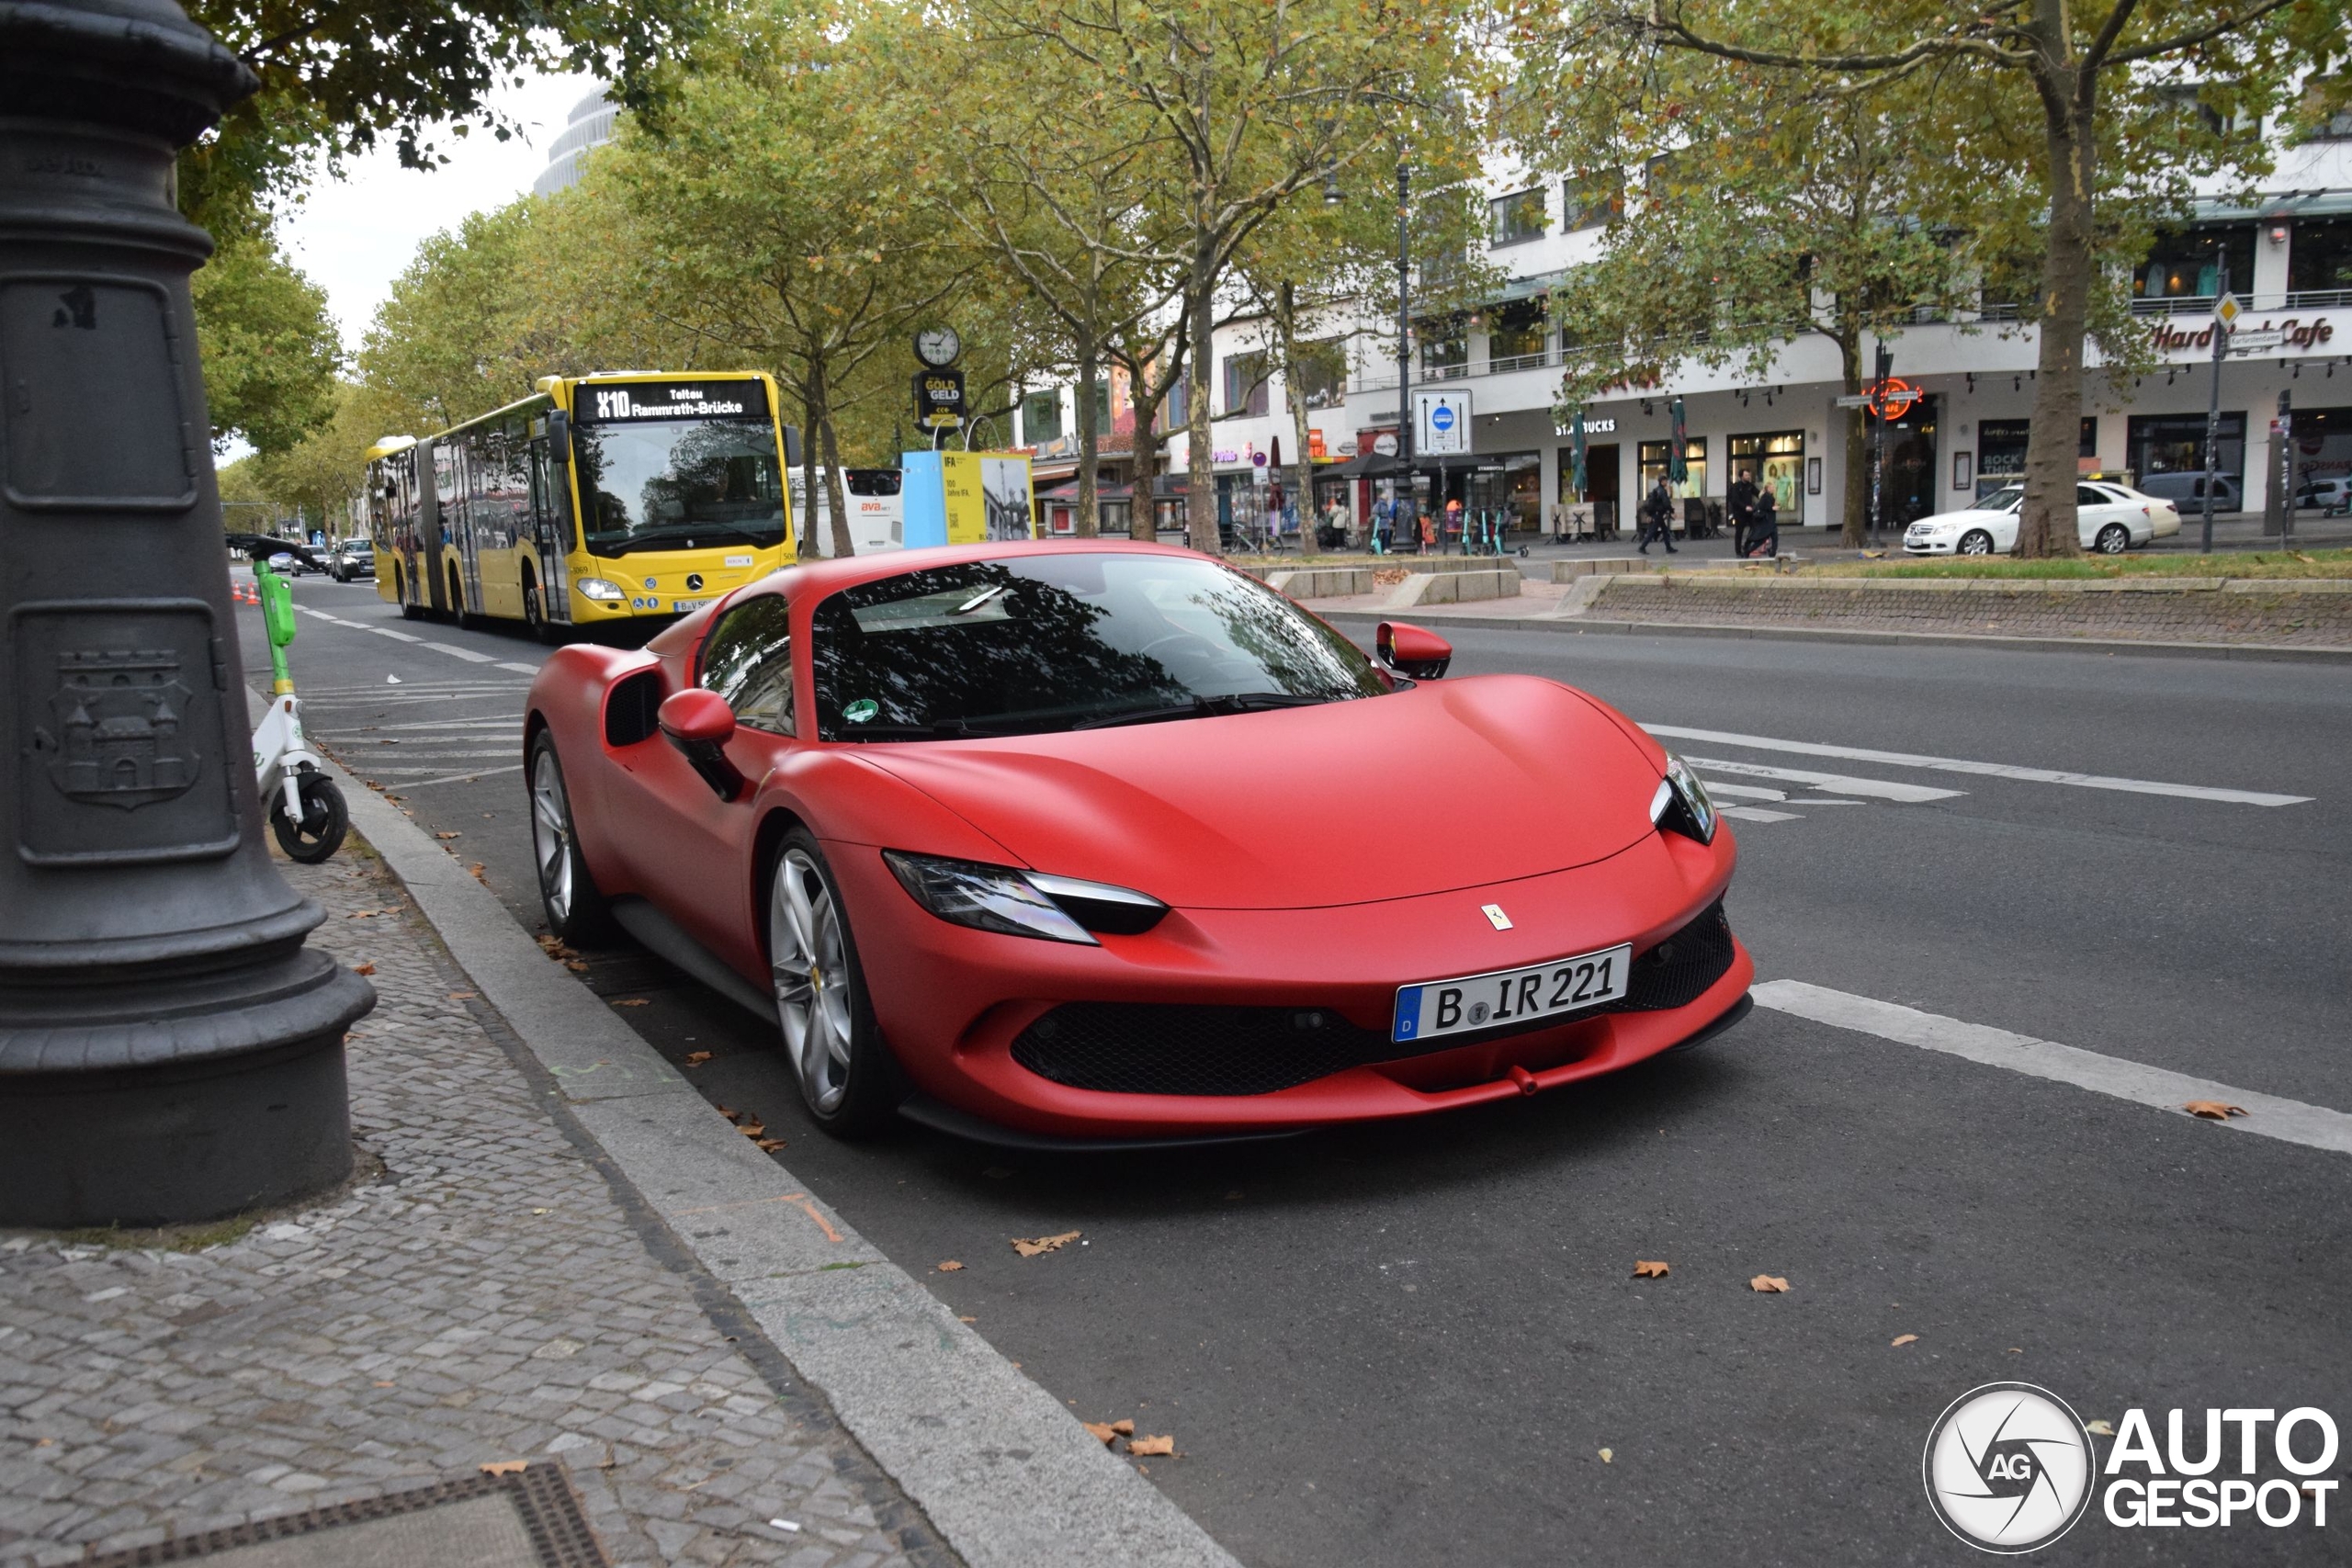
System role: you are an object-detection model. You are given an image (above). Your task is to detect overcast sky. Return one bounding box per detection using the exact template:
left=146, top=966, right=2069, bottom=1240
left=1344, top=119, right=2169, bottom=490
left=278, top=70, right=598, bottom=354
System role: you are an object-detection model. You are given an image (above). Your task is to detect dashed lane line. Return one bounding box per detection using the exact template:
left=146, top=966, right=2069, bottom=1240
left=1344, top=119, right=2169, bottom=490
left=423, top=641, right=498, bottom=663
left=1752, top=980, right=2352, bottom=1157
left=368, top=626, right=424, bottom=642
left=383, top=763, right=528, bottom=789
left=1648, top=724, right=2312, bottom=807
left=1720, top=806, right=1802, bottom=824
left=1689, top=757, right=1965, bottom=805
left=497, top=661, right=542, bottom=675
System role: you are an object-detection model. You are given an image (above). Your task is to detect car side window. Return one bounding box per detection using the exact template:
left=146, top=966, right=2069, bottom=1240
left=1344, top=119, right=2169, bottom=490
left=699, top=596, right=795, bottom=735
left=2076, top=485, right=2109, bottom=507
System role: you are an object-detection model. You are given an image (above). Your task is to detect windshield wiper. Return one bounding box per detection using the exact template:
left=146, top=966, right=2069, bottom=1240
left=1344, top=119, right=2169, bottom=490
left=1071, top=693, right=1333, bottom=730
left=594, top=523, right=778, bottom=554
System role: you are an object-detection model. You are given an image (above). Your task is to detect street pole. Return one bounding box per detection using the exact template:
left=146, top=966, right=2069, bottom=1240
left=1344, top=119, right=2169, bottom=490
left=1396, top=159, right=1413, bottom=525
left=2200, top=255, right=2228, bottom=556
left=2278, top=388, right=2294, bottom=548
left=1870, top=341, right=1893, bottom=548
left=0, top=0, right=373, bottom=1225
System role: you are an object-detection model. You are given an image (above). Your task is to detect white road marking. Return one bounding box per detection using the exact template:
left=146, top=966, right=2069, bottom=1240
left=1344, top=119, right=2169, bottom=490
left=1753, top=980, right=2352, bottom=1157
left=1648, top=724, right=2312, bottom=807
left=1687, top=757, right=1966, bottom=804
left=424, top=642, right=497, bottom=663
left=369, top=627, right=424, bottom=642
left=496, top=661, right=542, bottom=675
left=355, top=750, right=520, bottom=764
left=388, top=763, right=527, bottom=789
left=1719, top=806, right=1802, bottom=823
left=1702, top=782, right=1788, bottom=802
left=314, top=716, right=524, bottom=733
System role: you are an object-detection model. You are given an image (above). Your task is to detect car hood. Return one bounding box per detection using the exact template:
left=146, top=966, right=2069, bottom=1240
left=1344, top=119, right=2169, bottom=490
left=855, top=675, right=1664, bottom=909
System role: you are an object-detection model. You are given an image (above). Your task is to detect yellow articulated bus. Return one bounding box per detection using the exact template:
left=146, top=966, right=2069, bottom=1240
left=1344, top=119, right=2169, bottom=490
left=367, top=372, right=800, bottom=640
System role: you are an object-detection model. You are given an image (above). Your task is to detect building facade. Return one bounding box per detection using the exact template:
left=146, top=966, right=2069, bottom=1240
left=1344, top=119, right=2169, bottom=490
left=531, top=87, right=618, bottom=197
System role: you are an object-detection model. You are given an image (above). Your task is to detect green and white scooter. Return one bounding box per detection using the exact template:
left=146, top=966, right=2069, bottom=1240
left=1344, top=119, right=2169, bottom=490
left=251, top=558, right=347, bottom=863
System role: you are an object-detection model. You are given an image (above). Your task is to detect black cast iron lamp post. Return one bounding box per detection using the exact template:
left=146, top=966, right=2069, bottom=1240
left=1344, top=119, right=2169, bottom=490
left=0, top=0, right=375, bottom=1224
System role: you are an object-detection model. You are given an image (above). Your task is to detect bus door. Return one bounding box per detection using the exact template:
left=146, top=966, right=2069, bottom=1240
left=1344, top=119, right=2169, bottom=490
left=528, top=421, right=573, bottom=626
left=415, top=439, right=449, bottom=614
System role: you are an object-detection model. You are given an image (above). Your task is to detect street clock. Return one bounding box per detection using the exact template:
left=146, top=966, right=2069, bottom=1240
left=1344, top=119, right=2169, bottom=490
left=914, top=326, right=962, bottom=368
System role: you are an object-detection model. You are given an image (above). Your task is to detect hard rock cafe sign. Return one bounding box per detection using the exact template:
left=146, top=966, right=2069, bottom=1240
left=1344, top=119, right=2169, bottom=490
left=2149, top=315, right=2334, bottom=355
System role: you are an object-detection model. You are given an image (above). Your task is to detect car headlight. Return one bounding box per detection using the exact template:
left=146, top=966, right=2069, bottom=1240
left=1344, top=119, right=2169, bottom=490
left=577, top=577, right=627, bottom=602
left=1649, top=753, right=1717, bottom=845
left=881, top=852, right=1168, bottom=943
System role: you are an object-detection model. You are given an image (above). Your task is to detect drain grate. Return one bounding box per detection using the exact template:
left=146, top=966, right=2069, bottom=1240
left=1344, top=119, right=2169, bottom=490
left=81, top=1462, right=609, bottom=1568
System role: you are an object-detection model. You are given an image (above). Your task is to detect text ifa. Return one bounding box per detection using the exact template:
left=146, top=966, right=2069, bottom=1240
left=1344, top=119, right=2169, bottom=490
left=2101, top=1407, right=2338, bottom=1529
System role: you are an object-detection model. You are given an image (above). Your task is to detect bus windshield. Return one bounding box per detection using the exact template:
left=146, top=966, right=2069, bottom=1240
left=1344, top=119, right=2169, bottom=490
left=571, top=419, right=786, bottom=554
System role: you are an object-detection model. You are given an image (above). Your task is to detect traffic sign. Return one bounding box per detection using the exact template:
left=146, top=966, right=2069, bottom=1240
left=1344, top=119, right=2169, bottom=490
left=2215, top=294, right=2243, bottom=331
left=2228, top=329, right=2283, bottom=355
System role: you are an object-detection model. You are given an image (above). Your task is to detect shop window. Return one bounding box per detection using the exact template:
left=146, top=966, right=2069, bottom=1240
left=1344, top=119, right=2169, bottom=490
left=1294, top=341, right=1348, bottom=409
left=2289, top=219, right=2352, bottom=299
left=1563, top=171, right=1623, bottom=231
left=1419, top=316, right=1468, bottom=378
left=1490, top=187, right=1548, bottom=246
left=1978, top=417, right=2100, bottom=491
left=2128, top=413, right=2246, bottom=488
left=1487, top=301, right=1548, bottom=370
left=2133, top=225, right=2255, bottom=305
left=1729, top=432, right=1805, bottom=523
left=1638, top=437, right=1708, bottom=498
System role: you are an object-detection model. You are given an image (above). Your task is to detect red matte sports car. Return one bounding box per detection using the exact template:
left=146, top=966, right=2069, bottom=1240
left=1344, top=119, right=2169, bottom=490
left=523, top=540, right=1751, bottom=1145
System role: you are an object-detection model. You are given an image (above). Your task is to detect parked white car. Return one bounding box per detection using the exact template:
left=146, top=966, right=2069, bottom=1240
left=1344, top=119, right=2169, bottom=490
left=1903, top=482, right=2179, bottom=556
left=2294, top=477, right=2350, bottom=515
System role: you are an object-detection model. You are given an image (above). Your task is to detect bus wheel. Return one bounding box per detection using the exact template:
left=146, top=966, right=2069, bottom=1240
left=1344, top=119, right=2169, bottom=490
left=447, top=564, right=478, bottom=630
left=522, top=570, right=560, bottom=645
left=396, top=565, right=424, bottom=620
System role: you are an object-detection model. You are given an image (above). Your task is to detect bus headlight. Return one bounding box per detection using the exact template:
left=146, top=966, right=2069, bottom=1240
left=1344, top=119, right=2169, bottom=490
left=577, top=578, right=627, bottom=602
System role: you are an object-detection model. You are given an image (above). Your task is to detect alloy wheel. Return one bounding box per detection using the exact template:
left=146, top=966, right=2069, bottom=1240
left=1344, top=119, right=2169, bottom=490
left=769, top=849, right=854, bottom=1114
left=530, top=748, right=573, bottom=922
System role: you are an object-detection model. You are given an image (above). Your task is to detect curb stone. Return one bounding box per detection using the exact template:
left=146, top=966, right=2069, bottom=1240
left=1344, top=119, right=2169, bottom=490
left=253, top=690, right=1243, bottom=1568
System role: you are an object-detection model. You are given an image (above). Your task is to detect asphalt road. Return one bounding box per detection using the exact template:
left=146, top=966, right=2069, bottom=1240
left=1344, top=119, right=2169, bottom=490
left=240, top=568, right=2352, bottom=1565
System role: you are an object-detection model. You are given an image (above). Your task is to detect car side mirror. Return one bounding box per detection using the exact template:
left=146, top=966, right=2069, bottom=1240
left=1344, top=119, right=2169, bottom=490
left=1376, top=621, right=1453, bottom=680
left=659, top=689, right=745, bottom=800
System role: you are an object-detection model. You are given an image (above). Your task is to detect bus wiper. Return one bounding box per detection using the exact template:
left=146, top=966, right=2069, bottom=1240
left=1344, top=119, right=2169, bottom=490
left=598, top=524, right=776, bottom=553
left=1071, top=693, right=1330, bottom=730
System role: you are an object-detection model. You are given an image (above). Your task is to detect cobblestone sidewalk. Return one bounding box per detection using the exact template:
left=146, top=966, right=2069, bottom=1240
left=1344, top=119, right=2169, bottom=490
left=0, top=841, right=953, bottom=1568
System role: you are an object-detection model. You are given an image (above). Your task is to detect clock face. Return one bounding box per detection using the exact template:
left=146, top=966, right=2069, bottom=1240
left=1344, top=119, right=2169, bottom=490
left=916, top=327, right=961, bottom=367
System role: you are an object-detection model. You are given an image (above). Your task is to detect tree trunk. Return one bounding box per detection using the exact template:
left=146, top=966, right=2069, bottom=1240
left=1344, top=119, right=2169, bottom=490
left=1129, top=431, right=1158, bottom=541
left=800, top=382, right=824, bottom=561
left=1074, top=333, right=1100, bottom=538
left=1281, top=279, right=1317, bottom=556
left=819, top=407, right=854, bottom=560
left=1838, top=330, right=1868, bottom=547
left=2017, top=64, right=2094, bottom=558
left=1184, top=273, right=1220, bottom=556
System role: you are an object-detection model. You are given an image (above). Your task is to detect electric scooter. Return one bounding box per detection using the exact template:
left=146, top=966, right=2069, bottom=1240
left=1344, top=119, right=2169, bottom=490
left=250, top=558, right=347, bottom=863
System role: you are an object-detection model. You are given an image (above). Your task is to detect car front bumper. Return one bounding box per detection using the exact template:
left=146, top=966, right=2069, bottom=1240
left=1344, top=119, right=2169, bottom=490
left=830, top=828, right=1750, bottom=1140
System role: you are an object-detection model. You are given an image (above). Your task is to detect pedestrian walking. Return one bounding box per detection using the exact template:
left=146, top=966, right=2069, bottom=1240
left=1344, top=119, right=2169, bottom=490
left=1728, top=472, right=1758, bottom=558
left=1638, top=478, right=1679, bottom=554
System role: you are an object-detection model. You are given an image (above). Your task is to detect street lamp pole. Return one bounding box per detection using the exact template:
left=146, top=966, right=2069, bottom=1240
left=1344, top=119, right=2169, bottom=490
left=2199, top=254, right=2230, bottom=555
left=1396, top=159, right=1413, bottom=510
left=0, top=0, right=374, bottom=1225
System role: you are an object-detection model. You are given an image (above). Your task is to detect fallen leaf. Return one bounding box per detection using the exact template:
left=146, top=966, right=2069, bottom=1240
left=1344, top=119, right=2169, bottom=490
left=564, top=960, right=589, bottom=973
left=736, top=1122, right=767, bottom=1139
left=2086, top=1419, right=2116, bottom=1436
left=958, top=1315, right=977, bottom=1323
left=479, top=1460, right=526, bottom=1476
left=715, top=1104, right=737, bottom=1119
left=1083, top=1421, right=1118, bottom=1446
left=372, top=1380, right=395, bottom=1388
left=1129, top=1435, right=1174, bottom=1457
left=1749, top=1275, right=1790, bottom=1293
left=683, top=1050, right=714, bottom=1064
left=1112, top=1419, right=1134, bottom=1436
left=353, top=963, right=376, bottom=976
left=448, top=991, right=476, bottom=1000
left=1633, top=1259, right=1669, bottom=1279
left=611, top=998, right=650, bottom=1008
left=468, top=863, right=486, bottom=881
left=434, top=830, right=461, bottom=840
left=345, top=911, right=374, bottom=919
left=1599, top=1448, right=1613, bottom=1463
left=936, top=1260, right=965, bottom=1272
left=754, top=1138, right=786, bottom=1153
left=1012, top=1230, right=1082, bottom=1258
left=2183, top=1100, right=2245, bottom=1121
left=1891, top=1334, right=1919, bottom=1348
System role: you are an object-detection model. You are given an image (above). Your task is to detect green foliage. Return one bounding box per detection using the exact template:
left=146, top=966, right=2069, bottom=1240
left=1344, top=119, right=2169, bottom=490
left=190, top=213, right=341, bottom=456
left=356, top=202, right=567, bottom=431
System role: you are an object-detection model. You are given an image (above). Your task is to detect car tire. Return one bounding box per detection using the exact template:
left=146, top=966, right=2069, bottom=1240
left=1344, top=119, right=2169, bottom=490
left=528, top=732, right=616, bottom=945
left=1958, top=529, right=1994, bottom=557
left=766, top=829, right=901, bottom=1136
left=2095, top=523, right=2129, bottom=555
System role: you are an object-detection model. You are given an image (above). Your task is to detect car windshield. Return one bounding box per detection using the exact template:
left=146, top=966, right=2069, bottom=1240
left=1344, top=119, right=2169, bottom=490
left=571, top=419, right=786, bottom=555
left=1976, top=487, right=2024, bottom=513
left=809, top=554, right=1389, bottom=741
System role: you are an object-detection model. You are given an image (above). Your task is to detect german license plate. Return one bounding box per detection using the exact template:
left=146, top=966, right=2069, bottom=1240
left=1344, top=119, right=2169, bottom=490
left=1391, top=943, right=1634, bottom=1044
left=673, top=597, right=712, bottom=613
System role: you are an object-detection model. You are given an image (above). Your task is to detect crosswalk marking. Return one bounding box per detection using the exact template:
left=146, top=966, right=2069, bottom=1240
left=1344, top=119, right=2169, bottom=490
left=1753, top=980, right=2352, bottom=1157
left=1688, top=757, right=1966, bottom=805
left=497, top=661, right=542, bottom=675
left=1702, top=782, right=1787, bottom=802
left=424, top=641, right=497, bottom=663
left=390, top=763, right=527, bottom=789
left=369, top=626, right=424, bottom=642
left=1647, top=723, right=2311, bottom=807
left=1719, top=806, right=1801, bottom=823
